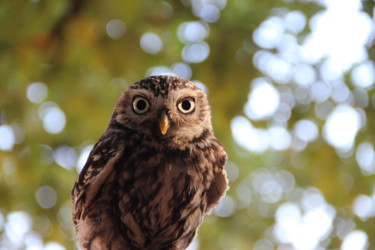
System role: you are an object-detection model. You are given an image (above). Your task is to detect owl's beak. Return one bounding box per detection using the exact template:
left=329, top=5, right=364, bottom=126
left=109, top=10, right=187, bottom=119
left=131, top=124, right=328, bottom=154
left=159, top=112, right=170, bottom=135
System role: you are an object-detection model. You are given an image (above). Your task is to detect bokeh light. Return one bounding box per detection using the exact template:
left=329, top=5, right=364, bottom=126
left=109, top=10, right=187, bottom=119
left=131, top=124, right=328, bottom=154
left=140, top=32, right=163, bottom=54
left=245, top=78, right=280, bottom=120
left=178, top=21, right=209, bottom=44
left=323, top=104, right=362, bottom=152
left=356, top=142, right=375, bottom=175
left=351, top=61, right=375, bottom=88
left=5, top=212, right=33, bottom=248
left=352, top=194, right=375, bottom=220
left=76, top=144, right=94, bottom=172
left=35, top=186, right=57, bottom=209
left=215, top=196, right=236, bottom=217
left=253, top=17, right=284, bottom=50
left=38, top=103, right=66, bottom=134
left=26, top=82, right=48, bottom=104
left=171, top=62, right=192, bottom=79
left=284, top=10, right=306, bottom=34
left=231, top=116, right=269, bottom=153
left=0, top=125, right=15, bottom=151
left=44, top=242, right=66, bottom=250
left=190, top=0, right=227, bottom=23
left=274, top=190, right=336, bottom=250
left=146, top=66, right=174, bottom=76
left=54, top=146, right=78, bottom=170
left=106, top=19, right=127, bottom=39
left=299, top=0, right=373, bottom=72
left=341, top=230, right=368, bottom=250
left=182, top=42, right=210, bottom=63
left=230, top=0, right=374, bottom=248
left=293, top=119, right=319, bottom=142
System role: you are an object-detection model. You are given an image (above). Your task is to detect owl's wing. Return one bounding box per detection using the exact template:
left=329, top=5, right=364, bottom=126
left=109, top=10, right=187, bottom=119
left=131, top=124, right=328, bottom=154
left=205, top=140, right=228, bottom=214
left=71, top=130, right=126, bottom=223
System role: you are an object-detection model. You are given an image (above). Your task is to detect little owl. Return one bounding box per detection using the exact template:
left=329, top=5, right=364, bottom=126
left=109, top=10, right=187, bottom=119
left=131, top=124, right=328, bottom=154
left=72, top=75, right=228, bottom=250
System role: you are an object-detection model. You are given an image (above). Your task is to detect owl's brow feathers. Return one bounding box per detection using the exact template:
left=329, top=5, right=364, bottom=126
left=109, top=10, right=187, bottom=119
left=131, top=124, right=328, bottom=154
left=130, top=75, right=198, bottom=98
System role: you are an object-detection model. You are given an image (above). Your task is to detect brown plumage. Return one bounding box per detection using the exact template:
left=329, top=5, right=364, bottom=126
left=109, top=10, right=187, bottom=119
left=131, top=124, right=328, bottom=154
left=71, top=75, right=228, bottom=250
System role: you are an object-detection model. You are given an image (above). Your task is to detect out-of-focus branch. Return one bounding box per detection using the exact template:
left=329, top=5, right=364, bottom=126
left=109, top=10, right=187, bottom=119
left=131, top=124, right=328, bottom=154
left=51, top=0, right=86, bottom=40
left=35, top=0, right=86, bottom=53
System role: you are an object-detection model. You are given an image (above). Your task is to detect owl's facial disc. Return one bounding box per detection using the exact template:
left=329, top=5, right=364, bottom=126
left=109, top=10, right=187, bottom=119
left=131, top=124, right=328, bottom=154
left=114, top=76, right=212, bottom=148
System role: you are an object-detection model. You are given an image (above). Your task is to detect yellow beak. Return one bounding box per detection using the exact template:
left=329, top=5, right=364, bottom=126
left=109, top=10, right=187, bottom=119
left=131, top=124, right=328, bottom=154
left=159, top=113, right=170, bottom=135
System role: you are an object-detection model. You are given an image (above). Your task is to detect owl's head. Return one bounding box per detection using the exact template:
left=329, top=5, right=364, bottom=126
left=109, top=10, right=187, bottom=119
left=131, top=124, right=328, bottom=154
left=112, top=75, right=213, bottom=148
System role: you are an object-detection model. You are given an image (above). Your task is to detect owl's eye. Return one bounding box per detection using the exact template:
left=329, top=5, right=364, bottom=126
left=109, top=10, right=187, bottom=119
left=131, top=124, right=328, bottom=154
left=177, top=98, right=195, bottom=114
left=132, top=96, right=150, bottom=114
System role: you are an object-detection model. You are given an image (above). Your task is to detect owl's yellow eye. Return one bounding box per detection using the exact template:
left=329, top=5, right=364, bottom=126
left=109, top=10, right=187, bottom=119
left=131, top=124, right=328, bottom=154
left=177, top=98, right=195, bottom=114
left=132, top=96, right=150, bottom=114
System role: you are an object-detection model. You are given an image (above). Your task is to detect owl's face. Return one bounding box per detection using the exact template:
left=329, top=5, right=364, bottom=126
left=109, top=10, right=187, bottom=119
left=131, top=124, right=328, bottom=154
left=113, top=75, right=212, bottom=147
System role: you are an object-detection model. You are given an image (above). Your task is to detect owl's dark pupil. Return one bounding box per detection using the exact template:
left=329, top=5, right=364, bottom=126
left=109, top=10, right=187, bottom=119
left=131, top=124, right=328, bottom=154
left=182, top=100, right=191, bottom=110
left=136, top=100, right=147, bottom=110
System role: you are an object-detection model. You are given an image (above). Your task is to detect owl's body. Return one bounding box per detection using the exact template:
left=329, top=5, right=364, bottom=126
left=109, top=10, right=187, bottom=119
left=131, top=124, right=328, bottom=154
left=72, top=76, right=228, bottom=250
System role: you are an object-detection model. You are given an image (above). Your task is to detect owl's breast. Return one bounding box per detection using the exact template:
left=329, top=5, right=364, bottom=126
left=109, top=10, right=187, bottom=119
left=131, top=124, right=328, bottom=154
left=117, top=147, right=211, bottom=248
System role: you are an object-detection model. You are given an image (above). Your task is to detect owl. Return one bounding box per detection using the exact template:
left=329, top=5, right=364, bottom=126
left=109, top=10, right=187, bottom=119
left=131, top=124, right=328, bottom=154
left=72, top=75, right=228, bottom=250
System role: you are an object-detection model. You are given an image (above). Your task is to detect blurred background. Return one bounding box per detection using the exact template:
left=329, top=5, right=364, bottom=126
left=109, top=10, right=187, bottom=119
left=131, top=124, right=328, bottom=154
left=0, top=0, right=375, bottom=249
